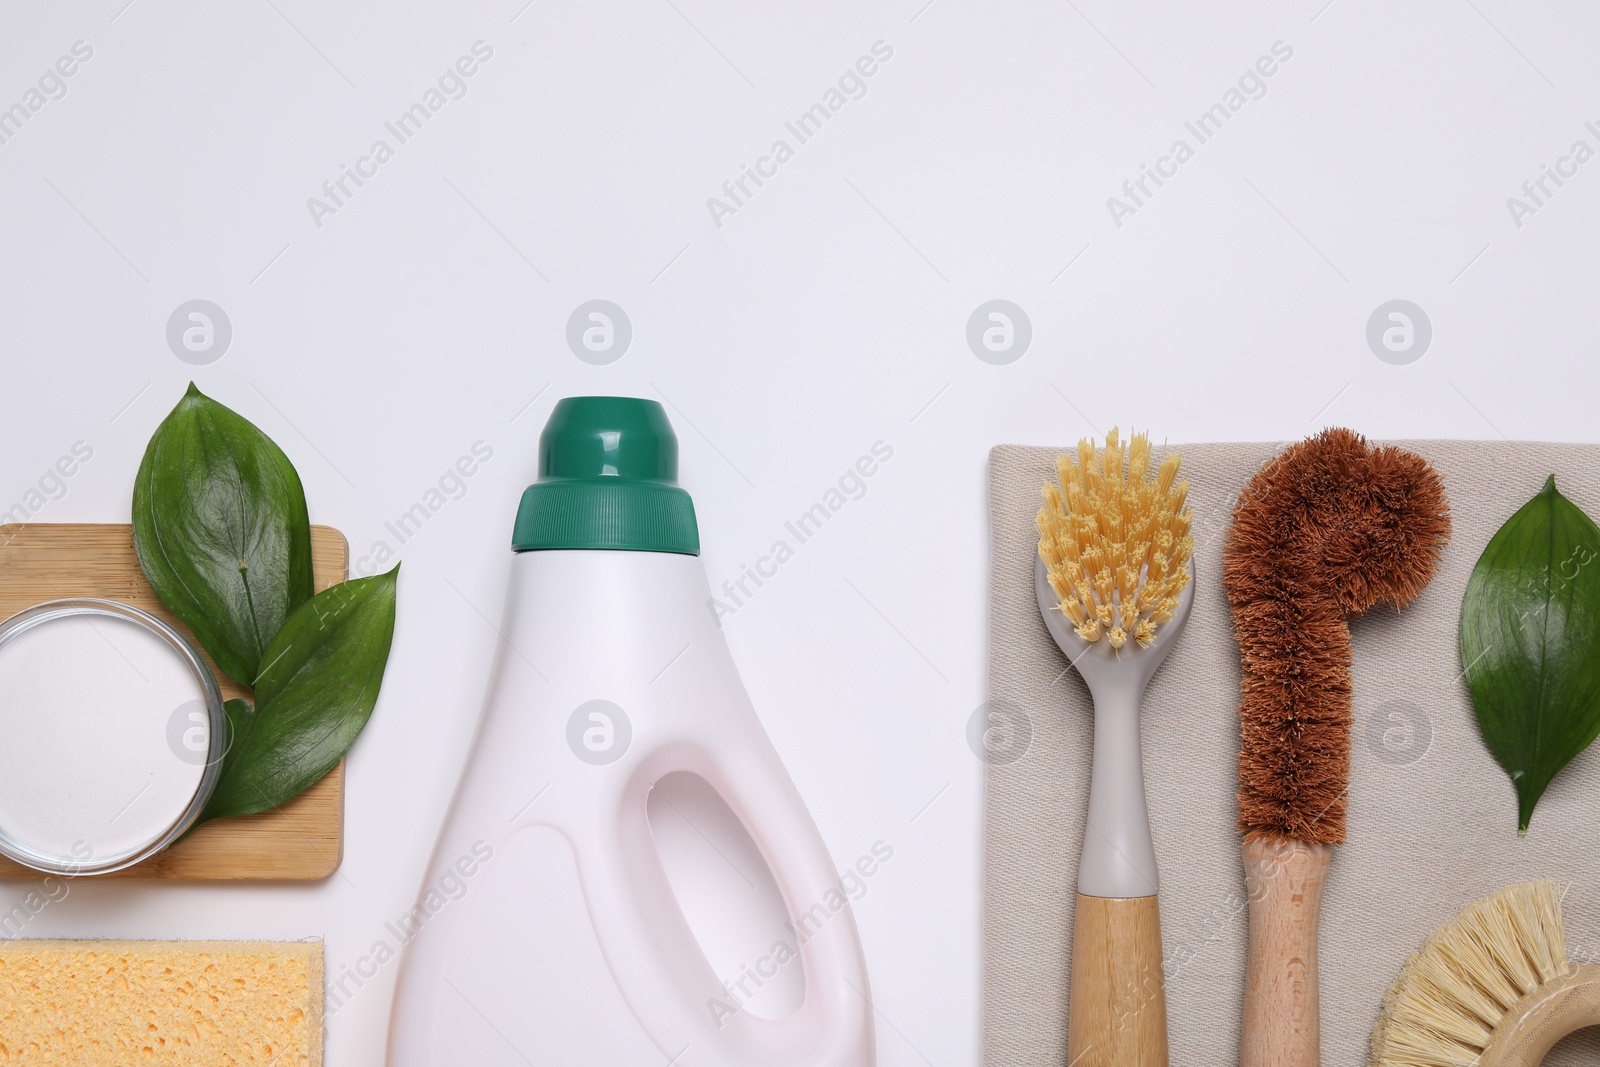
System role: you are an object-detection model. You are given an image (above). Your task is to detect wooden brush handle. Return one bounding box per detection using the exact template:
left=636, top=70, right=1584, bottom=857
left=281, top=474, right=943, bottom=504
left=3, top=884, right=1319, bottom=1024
left=1240, top=838, right=1330, bottom=1067
left=1480, top=963, right=1600, bottom=1067
left=1068, top=893, right=1169, bottom=1067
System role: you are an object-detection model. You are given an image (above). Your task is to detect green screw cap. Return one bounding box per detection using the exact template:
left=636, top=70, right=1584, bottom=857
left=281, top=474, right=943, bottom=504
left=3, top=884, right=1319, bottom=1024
left=512, top=396, right=700, bottom=555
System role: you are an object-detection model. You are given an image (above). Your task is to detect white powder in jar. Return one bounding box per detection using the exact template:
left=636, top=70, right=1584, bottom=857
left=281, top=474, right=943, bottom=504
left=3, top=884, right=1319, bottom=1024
left=0, top=609, right=212, bottom=868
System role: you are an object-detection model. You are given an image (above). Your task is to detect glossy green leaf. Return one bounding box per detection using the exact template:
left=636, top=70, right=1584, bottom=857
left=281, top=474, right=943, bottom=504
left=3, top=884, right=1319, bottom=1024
left=199, top=567, right=398, bottom=822
left=1461, top=475, right=1600, bottom=833
left=219, top=697, right=256, bottom=768
left=132, top=383, right=314, bottom=685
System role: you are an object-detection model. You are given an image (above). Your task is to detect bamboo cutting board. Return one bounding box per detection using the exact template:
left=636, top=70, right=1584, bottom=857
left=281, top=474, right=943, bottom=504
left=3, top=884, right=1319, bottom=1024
left=0, top=523, right=347, bottom=881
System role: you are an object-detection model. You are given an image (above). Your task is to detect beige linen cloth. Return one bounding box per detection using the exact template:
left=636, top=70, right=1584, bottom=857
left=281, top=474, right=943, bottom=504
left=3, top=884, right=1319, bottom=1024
left=984, top=440, right=1600, bottom=1066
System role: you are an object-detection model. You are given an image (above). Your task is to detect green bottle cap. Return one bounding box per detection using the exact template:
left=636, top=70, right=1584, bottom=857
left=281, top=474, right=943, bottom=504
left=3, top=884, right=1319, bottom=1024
left=511, top=396, right=700, bottom=555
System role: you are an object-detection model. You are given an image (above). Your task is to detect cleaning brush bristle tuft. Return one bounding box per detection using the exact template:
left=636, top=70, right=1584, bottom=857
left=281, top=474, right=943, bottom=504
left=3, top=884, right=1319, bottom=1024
left=1037, top=429, right=1193, bottom=649
left=1370, top=881, right=1572, bottom=1067
left=1226, top=428, right=1451, bottom=846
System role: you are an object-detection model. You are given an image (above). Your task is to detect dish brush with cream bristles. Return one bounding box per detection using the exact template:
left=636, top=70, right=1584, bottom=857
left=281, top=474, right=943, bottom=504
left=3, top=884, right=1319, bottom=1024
left=1031, top=428, right=1198, bottom=1067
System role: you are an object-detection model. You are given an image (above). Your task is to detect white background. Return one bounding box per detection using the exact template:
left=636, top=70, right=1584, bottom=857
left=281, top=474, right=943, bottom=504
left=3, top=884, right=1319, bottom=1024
left=2, top=1, right=1597, bottom=1063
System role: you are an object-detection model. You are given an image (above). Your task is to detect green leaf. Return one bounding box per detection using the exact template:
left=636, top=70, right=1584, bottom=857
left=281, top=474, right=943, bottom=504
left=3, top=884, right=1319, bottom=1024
left=132, top=383, right=314, bottom=685
left=220, top=697, right=256, bottom=766
left=199, top=567, right=399, bottom=822
left=1461, top=475, right=1600, bottom=833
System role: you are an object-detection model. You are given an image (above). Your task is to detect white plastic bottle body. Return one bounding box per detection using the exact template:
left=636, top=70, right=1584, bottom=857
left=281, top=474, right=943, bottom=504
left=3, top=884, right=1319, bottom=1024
left=387, top=549, right=874, bottom=1067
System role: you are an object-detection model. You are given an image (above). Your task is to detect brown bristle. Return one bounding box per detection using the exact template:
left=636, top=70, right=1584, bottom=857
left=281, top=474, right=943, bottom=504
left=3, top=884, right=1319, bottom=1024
left=1223, top=428, right=1451, bottom=845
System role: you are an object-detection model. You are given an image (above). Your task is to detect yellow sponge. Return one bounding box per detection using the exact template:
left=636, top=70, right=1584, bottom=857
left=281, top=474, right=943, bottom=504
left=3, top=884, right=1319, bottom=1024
left=0, top=939, right=322, bottom=1065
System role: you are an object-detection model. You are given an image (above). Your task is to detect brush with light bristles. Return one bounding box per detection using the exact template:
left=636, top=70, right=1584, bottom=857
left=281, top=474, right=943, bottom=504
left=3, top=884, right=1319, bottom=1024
left=1035, top=429, right=1195, bottom=1067
left=1369, top=881, right=1600, bottom=1067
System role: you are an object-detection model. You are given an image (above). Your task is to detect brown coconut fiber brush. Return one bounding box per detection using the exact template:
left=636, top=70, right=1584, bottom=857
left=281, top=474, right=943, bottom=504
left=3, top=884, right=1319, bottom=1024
left=1222, top=428, right=1451, bottom=1067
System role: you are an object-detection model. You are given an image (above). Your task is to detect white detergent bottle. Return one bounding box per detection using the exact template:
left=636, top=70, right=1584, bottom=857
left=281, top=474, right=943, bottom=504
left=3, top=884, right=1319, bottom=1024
left=386, top=396, right=874, bottom=1067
